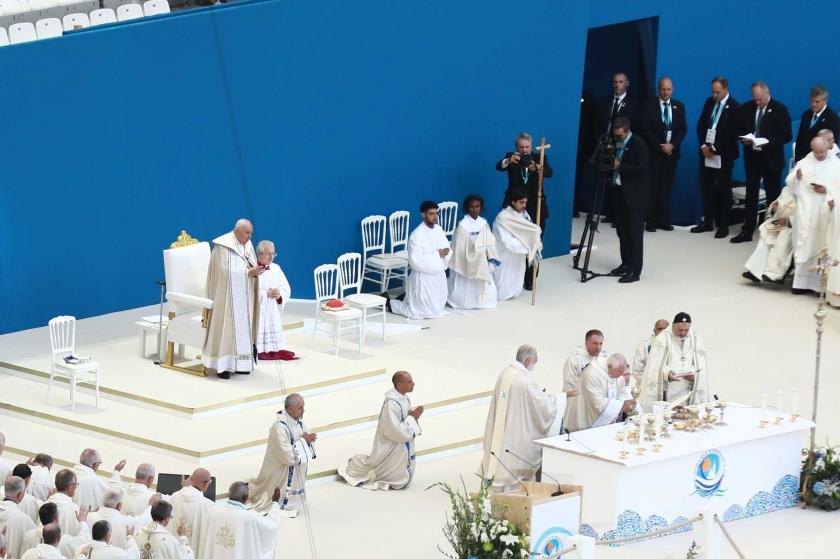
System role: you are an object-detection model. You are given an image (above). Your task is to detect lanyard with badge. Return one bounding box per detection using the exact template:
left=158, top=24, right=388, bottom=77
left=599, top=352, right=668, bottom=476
left=705, top=100, right=725, bottom=144
left=662, top=101, right=673, bottom=143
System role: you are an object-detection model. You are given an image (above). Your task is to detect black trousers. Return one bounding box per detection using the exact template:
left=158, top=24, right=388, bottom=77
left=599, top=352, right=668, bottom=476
left=647, top=152, right=678, bottom=226
left=615, top=195, right=645, bottom=276
left=743, top=155, right=783, bottom=234
left=699, top=160, right=734, bottom=229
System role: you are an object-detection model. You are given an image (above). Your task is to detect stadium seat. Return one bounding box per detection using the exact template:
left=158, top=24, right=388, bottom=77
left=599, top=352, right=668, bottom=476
left=62, top=11, right=89, bottom=30
left=116, top=2, right=142, bottom=21
left=89, top=7, right=116, bottom=26
left=8, top=21, right=36, bottom=43
left=0, top=28, right=9, bottom=46
left=35, top=17, right=61, bottom=38
left=142, top=0, right=169, bottom=16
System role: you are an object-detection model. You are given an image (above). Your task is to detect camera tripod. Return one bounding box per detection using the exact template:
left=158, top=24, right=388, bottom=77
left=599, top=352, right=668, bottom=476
left=572, top=139, right=616, bottom=283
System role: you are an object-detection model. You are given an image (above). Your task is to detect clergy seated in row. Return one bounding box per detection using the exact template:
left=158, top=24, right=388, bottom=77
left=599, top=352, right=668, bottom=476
left=390, top=202, right=452, bottom=319
left=121, top=464, right=158, bottom=519
left=135, top=501, right=194, bottom=559
left=492, top=189, right=543, bottom=301
left=447, top=194, right=500, bottom=310
left=248, top=393, right=317, bottom=518
left=479, top=345, right=573, bottom=493
left=28, top=454, right=55, bottom=503
left=167, top=469, right=214, bottom=553
left=631, top=319, right=670, bottom=389
left=9, top=465, right=42, bottom=524
left=20, top=523, right=62, bottom=559
left=47, top=470, right=86, bottom=537
left=76, top=520, right=140, bottom=559
left=203, top=219, right=262, bottom=379
left=338, top=372, right=423, bottom=490
left=254, top=240, right=295, bottom=361
left=565, top=354, right=637, bottom=432
left=0, top=476, right=37, bottom=559
left=639, top=312, right=709, bottom=411
left=199, top=481, right=281, bottom=559
left=72, top=449, right=125, bottom=513
left=562, top=329, right=608, bottom=393
left=21, top=503, right=89, bottom=559
left=87, top=488, right=152, bottom=551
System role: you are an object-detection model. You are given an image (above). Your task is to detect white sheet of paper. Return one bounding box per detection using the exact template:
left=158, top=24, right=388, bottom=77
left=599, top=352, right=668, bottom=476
left=705, top=129, right=716, bottom=144
left=739, top=133, right=769, bottom=147
left=704, top=155, right=722, bottom=169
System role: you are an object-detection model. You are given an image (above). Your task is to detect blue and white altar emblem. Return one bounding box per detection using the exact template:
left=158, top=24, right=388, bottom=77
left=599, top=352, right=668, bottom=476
left=533, top=526, right=573, bottom=556
left=693, top=450, right=727, bottom=497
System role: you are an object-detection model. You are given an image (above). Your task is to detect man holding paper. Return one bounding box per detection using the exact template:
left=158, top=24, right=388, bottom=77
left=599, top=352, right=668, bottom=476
left=693, top=76, right=741, bottom=238
left=732, top=80, right=792, bottom=243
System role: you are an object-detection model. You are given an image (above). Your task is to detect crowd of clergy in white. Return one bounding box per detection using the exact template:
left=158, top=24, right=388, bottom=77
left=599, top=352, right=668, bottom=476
left=743, top=132, right=840, bottom=305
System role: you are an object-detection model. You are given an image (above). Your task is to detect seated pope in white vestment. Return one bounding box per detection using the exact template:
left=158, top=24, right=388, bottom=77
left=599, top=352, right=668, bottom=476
left=135, top=501, right=194, bottom=559
left=743, top=184, right=797, bottom=284
left=339, top=372, right=422, bottom=491
left=253, top=240, right=294, bottom=361
left=479, top=346, right=569, bottom=492
left=390, top=202, right=451, bottom=319
left=631, top=320, right=669, bottom=387
left=492, top=191, right=542, bottom=301
left=1, top=477, right=37, bottom=559
left=198, top=482, right=280, bottom=559
left=203, top=219, right=262, bottom=378
left=565, top=354, right=636, bottom=432
left=166, top=470, right=214, bottom=554
left=447, top=195, right=500, bottom=310
left=639, top=312, right=709, bottom=411
left=562, top=330, right=607, bottom=394
left=248, top=394, right=316, bottom=517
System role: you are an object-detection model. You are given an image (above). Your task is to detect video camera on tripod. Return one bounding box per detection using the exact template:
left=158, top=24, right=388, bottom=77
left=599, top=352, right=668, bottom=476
left=595, top=134, right=618, bottom=175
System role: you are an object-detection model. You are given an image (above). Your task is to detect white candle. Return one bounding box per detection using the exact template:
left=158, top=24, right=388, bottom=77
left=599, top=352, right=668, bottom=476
left=777, top=389, right=783, bottom=414
left=792, top=388, right=798, bottom=415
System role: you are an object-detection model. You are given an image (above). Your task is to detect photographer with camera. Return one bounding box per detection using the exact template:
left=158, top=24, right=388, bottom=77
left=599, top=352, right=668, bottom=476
left=496, top=132, right=553, bottom=290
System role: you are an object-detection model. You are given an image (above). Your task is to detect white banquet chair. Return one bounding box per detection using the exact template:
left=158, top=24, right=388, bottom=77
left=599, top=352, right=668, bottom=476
left=312, top=264, right=363, bottom=356
left=437, top=201, right=458, bottom=239
left=338, top=252, right=386, bottom=343
left=361, top=215, right=408, bottom=292
left=47, top=316, right=100, bottom=412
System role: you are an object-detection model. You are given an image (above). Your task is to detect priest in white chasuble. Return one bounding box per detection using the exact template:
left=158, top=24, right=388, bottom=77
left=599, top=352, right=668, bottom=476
left=631, top=320, right=669, bottom=386
left=198, top=482, right=280, bottom=559
left=743, top=184, right=797, bottom=284
left=492, top=189, right=542, bottom=301
left=338, top=372, right=423, bottom=491
left=565, top=354, right=636, bottom=432
left=0, top=476, right=37, bottom=559
left=167, top=469, right=214, bottom=553
left=248, top=394, right=316, bottom=517
left=203, top=219, right=262, bottom=379
left=639, top=312, right=709, bottom=410
left=254, top=240, right=294, bottom=361
left=135, top=501, right=194, bottom=559
left=562, top=329, right=607, bottom=393
left=390, top=202, right=451, bottom=319
left=447, top=194, right=500, bottom=310
left=479, top=345, right=570, bottom=492
left=789, top=137, right=840, bottom=294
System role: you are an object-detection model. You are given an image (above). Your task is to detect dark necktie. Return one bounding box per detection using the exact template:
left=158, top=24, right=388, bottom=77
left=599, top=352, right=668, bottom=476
left=811, top=112, right=820, bottom=128
left=755, top=107, right=766, bottom=136
left=663, top=102, right=672, bottom=129
left=611, top=97, right=621, bottom=120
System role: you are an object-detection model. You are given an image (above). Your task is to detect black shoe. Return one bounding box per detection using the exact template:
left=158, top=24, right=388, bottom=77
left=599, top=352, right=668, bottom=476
left=611, top=222, right=617, bottom=228
left=523, top=283, right=533, bottom=291
left=218, top=371, right=231, bottom=379
left=762, top=274, right=784, bottom=285
left=714, top=228, right=729, bottom=239
left=690, top=222, right=713, bottom=233
left=645, top=225, right=657, bottom=233
left=791, top=288, right=812, bottom=295
left=657, top=224, right=674, bottom=231
left=618, top=273, right=640, bottom=283
left=730, top=232, right=753, bottom=243
left=742, top=271, right=760, bottom=283
left=236, top=370, right=251, bottom=375
left=381, top=292, right=392, bottom=313
left=610, top=264, right=630, bottom=276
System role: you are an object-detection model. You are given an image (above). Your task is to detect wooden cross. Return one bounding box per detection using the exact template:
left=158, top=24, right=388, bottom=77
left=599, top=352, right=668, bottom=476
left=531, top=137, right=551, bottom=306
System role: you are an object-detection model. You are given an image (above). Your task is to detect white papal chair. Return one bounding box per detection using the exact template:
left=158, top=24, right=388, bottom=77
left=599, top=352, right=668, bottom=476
left=162, top=231, right=214, bottom=376
left=47, top=316, right=100, bottom=412
left=361, top=215, right=408, bottom=292
left=338, top=252, right=386, bottom=343
left=437, top=201, right=458, bottom=239
left=312, top=264, right=363, bottom=356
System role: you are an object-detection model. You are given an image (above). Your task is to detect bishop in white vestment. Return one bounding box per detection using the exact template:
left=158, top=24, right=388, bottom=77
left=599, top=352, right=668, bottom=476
left=479, top=346, right=568, bottom=492
left=48, top=470, right=85, bottom=538
left=631, top=319, right=669, bottom=385
left=492, top=192, right=542, bottom=301
left=135, top=501, right=194, bottom=559
left=639, top=312, right=709, bottom=410
left=71, top=450, right=124, bottom=513
left=743, top=184, right=797, bottom=283
left=447, top=195, right=499, bottom=309
left=198, top=483, right=280, bottom=559
left=1, top=477, right=37, bottom=559
left=565, top=355, right=636, bottom=432
left=248, top=394, right=316, bottom=516
left=20, top=502, right=89, bottom=559
left=390, top=202, right=451, bottom=319
left=254, top=241, right=293, bottom=360
left=20, top=525, right=64, bottom=559
left=27, top=456, right=55, bottom=503
left=338, top=372, right=422, bottom=490
left=166, top=470, right=214, bottom=554
left=202, top=219, right=262, bottom=378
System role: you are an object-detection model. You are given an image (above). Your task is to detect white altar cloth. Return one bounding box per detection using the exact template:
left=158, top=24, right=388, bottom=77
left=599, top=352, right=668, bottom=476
left=536, top=405, right=813, bottom=542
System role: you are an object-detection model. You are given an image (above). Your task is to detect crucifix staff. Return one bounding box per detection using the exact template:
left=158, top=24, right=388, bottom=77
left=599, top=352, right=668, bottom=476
left=531, top=137, right=551, bottom=306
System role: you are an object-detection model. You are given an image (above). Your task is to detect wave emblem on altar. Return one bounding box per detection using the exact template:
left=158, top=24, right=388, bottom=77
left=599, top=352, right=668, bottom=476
left=693, top=449, right=727, bottom=498
left=533, top=526, right=573, bottom=557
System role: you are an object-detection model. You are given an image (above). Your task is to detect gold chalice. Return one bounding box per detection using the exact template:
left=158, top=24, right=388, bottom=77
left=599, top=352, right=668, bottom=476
left=789, top=412, right=799, bottom=423
left=635, top=446, right=647, bottom=456
left=653, top=443, right=663, bottom=453
left=645, top=414, right=657, bottom=441
left=661, top=408, right=674, bottom=439
left=716, top=400, right=729, bottom=427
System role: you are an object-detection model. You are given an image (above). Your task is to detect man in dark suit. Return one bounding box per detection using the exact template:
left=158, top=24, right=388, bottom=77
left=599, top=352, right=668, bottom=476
left=609, top=117, right=649, bottom=284
left=794, top=86, right=840, bottom=162
left=693, top=76, right=741, bottom=238
left=732, top=81, right=792, bottom=243
left=496, top=132, right=553, bottom=290
left=638, top=76, right=687, bottom=232
left=598, top=72, right=638, bottom=137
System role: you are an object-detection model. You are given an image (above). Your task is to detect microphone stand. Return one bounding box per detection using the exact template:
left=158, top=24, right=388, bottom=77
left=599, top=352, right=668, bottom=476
left=489, top=451, right=530, bottom=496
left=154, top=280, right=166, bottom=365
left=504, top=449, right=564, bottom=497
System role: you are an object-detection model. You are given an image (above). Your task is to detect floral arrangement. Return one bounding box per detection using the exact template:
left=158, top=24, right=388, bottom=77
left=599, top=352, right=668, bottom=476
left=430, top=477, right=530, bottom=559
left=801, top=444, right=840, bottom=511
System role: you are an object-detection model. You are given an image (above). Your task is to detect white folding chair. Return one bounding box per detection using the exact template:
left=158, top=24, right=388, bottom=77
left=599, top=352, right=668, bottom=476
left=142, top=0, right=168, bottom=15
left=0, top=28, right=9, bottom=46
left=8, top=22, right=36, bottom=43
left=35, top=17, right=61, bottom=38
left=437, top=201, right=459, bottom=239
left=312, top=264, right=363, bottom=356
left=338, top=252, right=386, bottom=343
left=62, top=12, right=89, bottom=30
left=361, top=215, right=409, bottom=292
left=47, top=316, right=100, bottom=412
left=116, top=2, right=142, bottom=20
left=89, top=8, right=116, bottom=25
left=389, top=210, right=410, bottom=257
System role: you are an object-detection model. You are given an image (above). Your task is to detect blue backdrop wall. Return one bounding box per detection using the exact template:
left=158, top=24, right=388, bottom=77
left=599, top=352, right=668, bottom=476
left=2, top=0, right=840, bottom=334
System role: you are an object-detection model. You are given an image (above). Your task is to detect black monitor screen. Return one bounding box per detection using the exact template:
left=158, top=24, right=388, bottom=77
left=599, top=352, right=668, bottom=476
left=156, top=473, right=216, bottom=501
